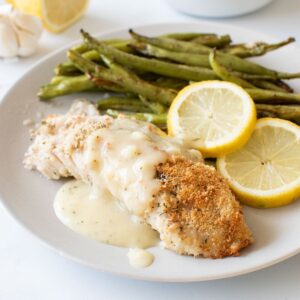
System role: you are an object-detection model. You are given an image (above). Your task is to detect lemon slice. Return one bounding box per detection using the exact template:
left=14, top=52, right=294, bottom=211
left=168, top=81, right=256, bottom=157
left=217, top=118, right=300, bottom=208
left=7, top=0, right=89, bottom=33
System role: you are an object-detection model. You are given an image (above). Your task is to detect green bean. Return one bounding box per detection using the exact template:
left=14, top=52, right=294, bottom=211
left=205, top=51, right=300, bottom=103
left=38, top=75, right=101, bottom=100
left=68, top=50, right=177, bottom=105
left=161, top=32, right=217, bottom=41
left=97, top=96, right=152, bottom=112
left=153, top=77, right=188, bottom=90
left=209, top=50, right=256, bottom=88
left=81, top=30, right=219, bottom=81
left=54, top=62, right=82, bottom=76
left=56, top=39, right=135, bottom=76
left=55, top=50, right=101, bottom=76
left=256, top=104, right=300, bottom=124
left=162, top=32, right=232, bottom=47
left=192, top=34, right=232, bottom=48
left=138, top=95, right=167, bottom=114
left=129, top=29, right=212, bottom=54
left=72, top=39, right=131, bottom=54
left=56, top=41, right=134, bottom=76
left=132, top=42, right=298, bottom=81
left=73, top=33, right=229, bottom=60
left=223, top=37, right=295, bottom=58
left=43, top=29, right=300, bottom=115
left=106, top=109, right=167, bottom=126
left=250, top=80, right=292, bottom=93
left=246, top=89, right=300, bottom=104
left=80, top=49, right=100, bottom=61
left=100, top=55, right=177, bottom=105
left=131, top=42, right=211, bottom=68
left=81, top=31, right=300, bottom=85
left=50, top=76, right=68, bottom=84
left=68, top=50, right=132, bottom=93
left=276, top=80, right=294, bottom=93
left=98, top=95, right=166, bottom=114
left=129, top=30, right=300, bottom=79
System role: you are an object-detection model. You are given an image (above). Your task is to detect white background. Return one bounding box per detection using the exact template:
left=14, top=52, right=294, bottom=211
left=1, top=0, right=300, bottom=299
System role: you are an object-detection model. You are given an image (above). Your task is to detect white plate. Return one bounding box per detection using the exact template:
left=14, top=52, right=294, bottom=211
left=1, top=22, right=300, bottom=282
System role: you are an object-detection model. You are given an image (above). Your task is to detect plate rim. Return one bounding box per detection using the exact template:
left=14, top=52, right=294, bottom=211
left=1, top=20, right=300, bottom=282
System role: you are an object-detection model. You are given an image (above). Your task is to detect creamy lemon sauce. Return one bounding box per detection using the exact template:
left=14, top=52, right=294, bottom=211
left=53, top=117, right=203, bottom=267
left=54, top=180, right=159, bottom=248
left=82, top=119, right=202, bottom=216
left=127, top=248, right=154, bottom=268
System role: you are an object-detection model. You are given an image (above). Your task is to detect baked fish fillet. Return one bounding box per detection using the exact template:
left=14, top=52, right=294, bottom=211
left=24, top=101, right=253, bottom=258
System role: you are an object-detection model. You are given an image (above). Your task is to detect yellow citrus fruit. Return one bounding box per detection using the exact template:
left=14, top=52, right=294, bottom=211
left=167, top=80, right=256, bottom=157
left=7, top=0, right=89, bottom=33
left=217, top=118, right=300, bottom=208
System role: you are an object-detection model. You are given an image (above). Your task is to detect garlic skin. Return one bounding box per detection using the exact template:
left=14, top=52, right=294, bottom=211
left=0, top=8, right=43, bottom=58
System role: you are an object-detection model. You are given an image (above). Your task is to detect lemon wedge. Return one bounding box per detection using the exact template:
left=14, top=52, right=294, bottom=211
left=168, top=81, right=256, bottom=157
left=7, top=0, right=89, bottom=33
left=217, top=118, right=300, bottom=208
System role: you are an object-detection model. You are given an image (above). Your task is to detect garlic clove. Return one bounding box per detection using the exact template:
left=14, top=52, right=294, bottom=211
left=16, top=30, right=39, bottom=57
left=11, top=11, right=42, bottom=38
left=0, top=20, right=18, bottom=58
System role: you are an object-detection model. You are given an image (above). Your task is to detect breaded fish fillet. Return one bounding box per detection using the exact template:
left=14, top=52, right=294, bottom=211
left=24, top=101, right=253, bottom=258
left=154, top=158, right=252, bottom=258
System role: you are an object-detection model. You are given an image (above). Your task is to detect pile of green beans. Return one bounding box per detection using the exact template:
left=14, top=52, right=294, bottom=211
left=38, top=29, right=300, bottom=128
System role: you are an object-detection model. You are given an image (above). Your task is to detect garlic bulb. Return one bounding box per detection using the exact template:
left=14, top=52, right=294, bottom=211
left=0, top=7, right=43, bottom=58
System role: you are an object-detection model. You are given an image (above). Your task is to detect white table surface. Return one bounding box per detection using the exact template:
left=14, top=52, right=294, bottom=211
left=1, top=0, right=300, bottom=299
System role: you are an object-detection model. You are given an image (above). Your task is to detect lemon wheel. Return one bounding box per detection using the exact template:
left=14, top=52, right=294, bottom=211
left=217, top=118, right=300, bottom=208
left=167, top=81, right=257, bottom=157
